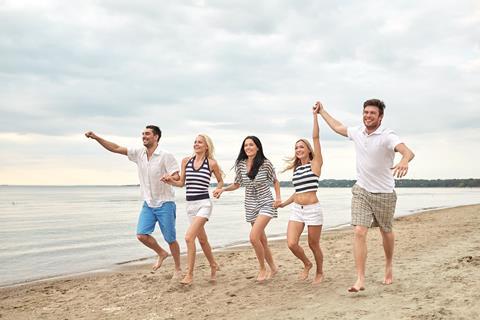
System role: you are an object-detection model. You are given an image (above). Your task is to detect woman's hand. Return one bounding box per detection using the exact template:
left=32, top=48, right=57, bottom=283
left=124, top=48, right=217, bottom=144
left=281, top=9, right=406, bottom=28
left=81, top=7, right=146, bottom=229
left=213, top=188, right=224, bottom=199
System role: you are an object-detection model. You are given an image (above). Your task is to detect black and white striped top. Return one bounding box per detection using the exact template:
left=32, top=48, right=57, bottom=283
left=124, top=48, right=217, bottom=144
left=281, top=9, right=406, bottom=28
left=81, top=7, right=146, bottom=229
left=234, top=159, right=278, bottom=222
left=185, top=156, right=211, bottom=201
left=292, top=163, right=319, bottom=193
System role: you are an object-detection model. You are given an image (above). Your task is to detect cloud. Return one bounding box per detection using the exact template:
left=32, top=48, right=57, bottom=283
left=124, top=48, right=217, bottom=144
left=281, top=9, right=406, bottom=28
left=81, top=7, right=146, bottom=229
left=0, top=0, right=479, bottom=183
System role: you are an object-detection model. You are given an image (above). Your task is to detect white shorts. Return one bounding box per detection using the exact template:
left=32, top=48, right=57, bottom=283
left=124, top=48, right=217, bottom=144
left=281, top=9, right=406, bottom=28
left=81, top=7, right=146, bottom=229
left=289, top=202, right=323, bottom=226
left=186, top=198, right=213, bottom=223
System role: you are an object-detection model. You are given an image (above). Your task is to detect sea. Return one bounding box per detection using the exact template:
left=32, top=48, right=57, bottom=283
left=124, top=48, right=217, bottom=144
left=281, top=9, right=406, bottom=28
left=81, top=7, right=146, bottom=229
left=1, top=186, right=479, bottom=287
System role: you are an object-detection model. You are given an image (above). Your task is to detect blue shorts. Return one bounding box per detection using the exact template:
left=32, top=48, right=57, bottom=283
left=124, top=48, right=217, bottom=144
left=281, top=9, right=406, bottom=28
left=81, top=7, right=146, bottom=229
left=136, top=201, right=177, bottom=244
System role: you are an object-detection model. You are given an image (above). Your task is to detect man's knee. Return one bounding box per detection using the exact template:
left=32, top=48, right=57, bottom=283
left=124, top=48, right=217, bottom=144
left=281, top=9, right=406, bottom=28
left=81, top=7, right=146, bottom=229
left=353, top=226, right=368, bottom=239
left=137, top=234, right=149, bottom=242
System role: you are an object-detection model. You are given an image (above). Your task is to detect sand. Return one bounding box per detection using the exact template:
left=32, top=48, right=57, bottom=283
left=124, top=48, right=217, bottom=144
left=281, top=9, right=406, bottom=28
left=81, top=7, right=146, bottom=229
left=1, top=204, right=479, bottom=320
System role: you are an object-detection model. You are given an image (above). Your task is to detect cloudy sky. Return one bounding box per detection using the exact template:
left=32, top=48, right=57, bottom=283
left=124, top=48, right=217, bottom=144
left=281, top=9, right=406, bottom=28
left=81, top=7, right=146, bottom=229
left=1, top=0, right=479, bottom=185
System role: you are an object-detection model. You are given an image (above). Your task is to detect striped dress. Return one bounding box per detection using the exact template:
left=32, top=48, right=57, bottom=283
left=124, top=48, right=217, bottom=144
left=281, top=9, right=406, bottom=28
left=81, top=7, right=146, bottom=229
left=292, top=163, right=319, bottom=193
left=185, top=156, right=211, bottom=201
left=234, top=159, right=277, bottom=222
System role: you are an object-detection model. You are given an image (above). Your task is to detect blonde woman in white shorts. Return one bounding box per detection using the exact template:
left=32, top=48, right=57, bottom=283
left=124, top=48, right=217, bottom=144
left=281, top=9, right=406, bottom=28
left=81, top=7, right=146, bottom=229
left=163, top=134, right=224, bottom=285
left=276, top=103, right=324, bottom=284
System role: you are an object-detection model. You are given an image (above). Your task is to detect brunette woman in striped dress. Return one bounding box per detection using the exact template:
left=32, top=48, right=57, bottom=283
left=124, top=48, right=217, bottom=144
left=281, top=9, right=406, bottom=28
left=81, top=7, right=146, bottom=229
left=213, top=136, right=281, bottom=282
left=275, top=104, right=324, bottom=284
left=163, top=134, right=224, bottom=285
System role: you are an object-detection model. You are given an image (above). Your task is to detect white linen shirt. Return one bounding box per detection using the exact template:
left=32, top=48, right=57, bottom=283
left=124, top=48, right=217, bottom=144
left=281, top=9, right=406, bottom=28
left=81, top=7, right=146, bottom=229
left=347, top=126, right=402, bottom=193
left=127, top=146, right=179, bottom=207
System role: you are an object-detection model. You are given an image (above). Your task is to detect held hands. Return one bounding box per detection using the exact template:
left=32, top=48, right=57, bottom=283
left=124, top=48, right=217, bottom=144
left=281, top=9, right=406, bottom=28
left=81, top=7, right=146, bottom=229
left=273, top=200, right=284, bottom=209
left=313, top=101, right=323, bottom=114
left=161, top=175, right=174, bottom=184
left=213, top=188, right=223, bottom=199
left=391, top=160, right=409, bottom=178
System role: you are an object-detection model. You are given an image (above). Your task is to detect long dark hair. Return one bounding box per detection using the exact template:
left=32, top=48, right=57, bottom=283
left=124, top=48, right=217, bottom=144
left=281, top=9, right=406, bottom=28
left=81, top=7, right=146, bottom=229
left=235, top=136, right=267, bottom=179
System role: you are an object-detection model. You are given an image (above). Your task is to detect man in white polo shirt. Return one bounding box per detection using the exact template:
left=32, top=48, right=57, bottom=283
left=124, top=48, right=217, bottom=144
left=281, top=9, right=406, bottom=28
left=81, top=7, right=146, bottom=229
left=316, top=99, right=414, bottom=292
left=85, top=125, right=182, bottom=278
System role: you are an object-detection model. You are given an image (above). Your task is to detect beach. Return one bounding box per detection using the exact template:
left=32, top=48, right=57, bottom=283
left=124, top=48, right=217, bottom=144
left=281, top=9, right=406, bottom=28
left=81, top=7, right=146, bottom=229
left=1, top=204, right=479, bottom=319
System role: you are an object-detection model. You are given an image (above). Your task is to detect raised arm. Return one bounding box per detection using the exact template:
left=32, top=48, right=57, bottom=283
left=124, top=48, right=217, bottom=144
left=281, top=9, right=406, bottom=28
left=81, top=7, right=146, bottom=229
left=315, top=101, right=348, bottom=137
left=311, top=103, right=324, bottom=176
left=392, top=143, right=415, bottom=178
left=85, top=131, right=127, bottom=155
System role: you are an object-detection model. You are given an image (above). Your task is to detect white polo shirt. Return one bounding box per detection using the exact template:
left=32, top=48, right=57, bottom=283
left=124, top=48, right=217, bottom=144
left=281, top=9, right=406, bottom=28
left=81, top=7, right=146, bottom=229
left=127, top=146, right=179, bottom=207
left=347, top=126, right=402, bottom=193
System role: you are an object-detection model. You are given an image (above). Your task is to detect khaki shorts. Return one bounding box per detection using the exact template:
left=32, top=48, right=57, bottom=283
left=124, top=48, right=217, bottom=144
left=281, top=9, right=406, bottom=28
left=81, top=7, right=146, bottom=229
left=351, top=184, right=397, bottom=232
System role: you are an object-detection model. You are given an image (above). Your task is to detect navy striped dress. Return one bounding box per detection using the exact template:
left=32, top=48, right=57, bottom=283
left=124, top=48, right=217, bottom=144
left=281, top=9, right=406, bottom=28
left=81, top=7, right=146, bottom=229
left=234, top=159, right=277, bottom=222
left=185, top=156, right=211, bottom=201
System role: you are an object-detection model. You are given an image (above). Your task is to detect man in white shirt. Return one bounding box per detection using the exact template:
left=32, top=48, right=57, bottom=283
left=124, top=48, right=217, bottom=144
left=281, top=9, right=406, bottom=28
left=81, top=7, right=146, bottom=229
left=316, top=99, right=414, bottom=292
left=85, top=125, right=182, bottom=277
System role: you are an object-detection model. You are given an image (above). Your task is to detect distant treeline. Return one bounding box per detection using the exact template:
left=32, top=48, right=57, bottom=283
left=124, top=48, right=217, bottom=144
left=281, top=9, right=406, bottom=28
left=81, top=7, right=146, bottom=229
left=290, top=179, right=480, bottom=188
left=212, top=179, right=480, bottom=188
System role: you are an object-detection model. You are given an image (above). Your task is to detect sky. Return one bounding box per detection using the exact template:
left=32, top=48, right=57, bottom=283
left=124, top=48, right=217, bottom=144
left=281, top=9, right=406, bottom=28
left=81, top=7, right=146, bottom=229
left=1, top=0, right=479, bottom=185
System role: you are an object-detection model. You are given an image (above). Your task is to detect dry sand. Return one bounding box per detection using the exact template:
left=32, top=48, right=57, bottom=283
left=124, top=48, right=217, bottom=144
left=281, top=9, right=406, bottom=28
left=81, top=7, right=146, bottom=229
left=1, top=204, right=479, bottom=320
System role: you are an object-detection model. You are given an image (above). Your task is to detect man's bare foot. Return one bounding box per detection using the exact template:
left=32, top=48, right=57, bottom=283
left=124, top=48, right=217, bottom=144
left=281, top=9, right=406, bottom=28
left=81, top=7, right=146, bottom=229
left=299, top=262, right=313, bottom=280
left=347, top=279, right=365, bottom=292
left=383, top=264, right=393, bottom=284
left=152, top=252, right=169, bottom=271
left=266, top=265, right=278, bottom=280
left=312, top=272, right=324, bottom=285
left=209, top=264, right=220, bottom=283
left=256, top=269, right=268, bottom=282
left=180, top=274, right=193, bottom=285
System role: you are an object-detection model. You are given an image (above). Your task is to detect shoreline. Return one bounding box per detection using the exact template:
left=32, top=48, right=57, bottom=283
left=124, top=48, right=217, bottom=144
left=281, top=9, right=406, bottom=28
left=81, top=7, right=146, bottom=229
left=0, top=203, right=462, bottom=289
left=2, top=204, right=480, bottom=319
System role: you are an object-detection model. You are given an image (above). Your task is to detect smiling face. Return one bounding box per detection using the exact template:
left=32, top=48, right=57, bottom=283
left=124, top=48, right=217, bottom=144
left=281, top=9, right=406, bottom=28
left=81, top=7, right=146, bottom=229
left=142, top=128, right=158, bottom=148
left=363, top=106, right=383, bottom=131
left=295, top=140, right=311, bottom=162
left=193, top=135, right=208, bottom=155
left=244, top=138, right=258, bottom=158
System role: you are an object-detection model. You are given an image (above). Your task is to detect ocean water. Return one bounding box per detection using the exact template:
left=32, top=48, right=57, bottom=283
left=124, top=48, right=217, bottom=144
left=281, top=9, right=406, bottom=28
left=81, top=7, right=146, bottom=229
left=0, top=186, right=479, bottom=286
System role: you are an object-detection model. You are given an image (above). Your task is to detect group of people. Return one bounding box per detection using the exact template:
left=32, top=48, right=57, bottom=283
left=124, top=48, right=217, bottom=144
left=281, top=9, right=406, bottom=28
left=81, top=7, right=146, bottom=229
left=85, top=99, right=414, bottom=291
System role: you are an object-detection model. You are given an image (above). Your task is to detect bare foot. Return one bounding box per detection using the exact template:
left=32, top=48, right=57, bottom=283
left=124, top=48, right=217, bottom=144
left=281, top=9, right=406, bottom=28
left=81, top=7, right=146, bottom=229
left=256, top=269, right=268, bottom=282
left=266, top=265, right=278, bottom=280
left=347, top=279, right=365, bottom=292
left=312, top=272, right=324, bottom=285
left=180, top=274, right=193, bottom=285
left=299, top=262, right=313, bottom=280
left=152, top=252, right=169, bottom=271
left=383, top=264, right=393, bottom=285
left=210, top=264, right=220, bottom=283
left=171, top=269, right=183, bottom=280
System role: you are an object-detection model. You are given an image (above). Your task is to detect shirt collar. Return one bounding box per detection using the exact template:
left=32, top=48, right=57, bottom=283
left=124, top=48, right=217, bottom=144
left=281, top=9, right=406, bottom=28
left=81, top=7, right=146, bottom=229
left=362, top=125, right=385, bottom=136
left=143, top=145, right=161, bottom=155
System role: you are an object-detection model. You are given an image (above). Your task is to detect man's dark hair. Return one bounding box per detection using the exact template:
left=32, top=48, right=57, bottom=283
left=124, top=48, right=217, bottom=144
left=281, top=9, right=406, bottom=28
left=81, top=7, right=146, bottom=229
left=146, top=125, right=162, bottom=142
left=363, top=99, right=386, bottom=116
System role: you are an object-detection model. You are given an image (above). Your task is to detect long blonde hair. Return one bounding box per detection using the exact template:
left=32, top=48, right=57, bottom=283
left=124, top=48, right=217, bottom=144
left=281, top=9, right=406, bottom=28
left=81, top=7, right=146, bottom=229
left=282, top=139, right=314, bottom=172
left=197, top=133, right=225, bottom=177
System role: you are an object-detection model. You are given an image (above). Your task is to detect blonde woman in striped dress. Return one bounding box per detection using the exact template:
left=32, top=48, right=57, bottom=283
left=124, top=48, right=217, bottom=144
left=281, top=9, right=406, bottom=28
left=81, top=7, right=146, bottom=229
left=275, top=104, right=324, bottom=284
left=163, top=134, right=224, bottom=285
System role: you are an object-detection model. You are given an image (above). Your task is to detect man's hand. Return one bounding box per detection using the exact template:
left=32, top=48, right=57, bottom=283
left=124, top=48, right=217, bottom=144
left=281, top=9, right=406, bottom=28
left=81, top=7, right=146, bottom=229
left=392, top=160, right=409, bottom=178
left=85, top=131, right=98, bottom=139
